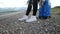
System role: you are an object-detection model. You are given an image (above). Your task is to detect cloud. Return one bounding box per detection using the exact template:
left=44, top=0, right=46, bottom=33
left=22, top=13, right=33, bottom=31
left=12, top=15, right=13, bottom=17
left=0, top=0, right=28, bottom=8
left=50, top=0, right=60, bottom=8
left=0, top=0, right=60, bottom=8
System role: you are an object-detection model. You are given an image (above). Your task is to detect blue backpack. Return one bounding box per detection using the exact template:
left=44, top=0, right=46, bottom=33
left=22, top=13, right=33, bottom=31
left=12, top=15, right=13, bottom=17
left=39, top=0, right=51, bottom=19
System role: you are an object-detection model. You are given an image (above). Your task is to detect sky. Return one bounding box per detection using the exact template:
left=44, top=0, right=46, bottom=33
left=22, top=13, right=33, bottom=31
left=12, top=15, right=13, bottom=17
left=0, top=0, right=60, bottom=8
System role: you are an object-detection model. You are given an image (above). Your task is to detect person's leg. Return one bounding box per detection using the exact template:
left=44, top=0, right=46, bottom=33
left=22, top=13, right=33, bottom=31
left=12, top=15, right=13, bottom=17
left=33, top=0, right=38, bottom=16
left=25, top=0, right=38, bottom=22
left=18, top=0, right=32, bottom=21
left=26, top=0, right=32, bottom=16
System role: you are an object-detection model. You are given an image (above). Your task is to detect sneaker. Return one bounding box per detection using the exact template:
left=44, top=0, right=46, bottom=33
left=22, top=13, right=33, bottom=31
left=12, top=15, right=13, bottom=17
left=18, top=15, right=28, bottom=21
left=26, top=15, right=37, bottom=22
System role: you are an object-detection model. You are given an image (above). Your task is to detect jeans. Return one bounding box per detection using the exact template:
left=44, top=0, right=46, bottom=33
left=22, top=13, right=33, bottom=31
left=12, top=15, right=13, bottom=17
left=26, top=0, right=39, bottom=16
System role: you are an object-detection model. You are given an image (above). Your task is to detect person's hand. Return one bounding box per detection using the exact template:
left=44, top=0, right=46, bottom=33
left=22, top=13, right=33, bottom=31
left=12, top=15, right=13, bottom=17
left=27, top=0, right=29, bottom=4
left=39, top=0, right=45, bottom=6
left=43, top=0, right=45, bottom=2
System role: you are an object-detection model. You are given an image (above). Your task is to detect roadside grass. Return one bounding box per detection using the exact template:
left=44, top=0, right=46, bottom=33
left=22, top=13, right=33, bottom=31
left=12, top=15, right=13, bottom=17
left=52, top=8, right=60, bottom=15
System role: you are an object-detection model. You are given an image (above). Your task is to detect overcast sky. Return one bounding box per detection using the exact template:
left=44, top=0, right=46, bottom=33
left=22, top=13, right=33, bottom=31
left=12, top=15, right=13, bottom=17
left=0, top=0, right=60, bottom=8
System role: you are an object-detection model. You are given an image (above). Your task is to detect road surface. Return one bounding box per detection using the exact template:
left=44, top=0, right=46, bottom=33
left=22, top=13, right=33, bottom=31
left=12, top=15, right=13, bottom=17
left=0, top=11, right=60, bottom=34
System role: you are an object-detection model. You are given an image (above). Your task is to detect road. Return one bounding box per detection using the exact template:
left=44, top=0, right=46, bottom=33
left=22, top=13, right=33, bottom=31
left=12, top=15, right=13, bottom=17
left=0, top=11, right=60, bottom=34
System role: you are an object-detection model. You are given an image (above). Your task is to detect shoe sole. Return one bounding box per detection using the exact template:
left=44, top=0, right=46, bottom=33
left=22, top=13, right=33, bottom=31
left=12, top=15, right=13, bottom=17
left=24, top=20, right=38, bottom=23
left=18, top=20, right=26, bottom=22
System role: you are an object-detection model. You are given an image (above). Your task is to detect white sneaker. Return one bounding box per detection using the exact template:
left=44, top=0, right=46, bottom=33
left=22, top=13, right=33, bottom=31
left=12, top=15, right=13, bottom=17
left=26, top=16, right=37, bottom=22
left=18, top=15, right=28, bottom=21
